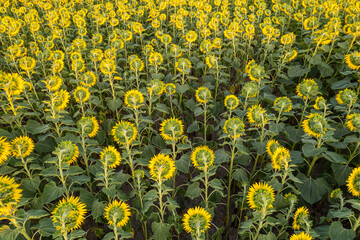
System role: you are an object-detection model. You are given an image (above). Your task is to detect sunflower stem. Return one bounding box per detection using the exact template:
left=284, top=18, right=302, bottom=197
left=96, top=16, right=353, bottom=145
left=348, top=141, right=360, bottom=164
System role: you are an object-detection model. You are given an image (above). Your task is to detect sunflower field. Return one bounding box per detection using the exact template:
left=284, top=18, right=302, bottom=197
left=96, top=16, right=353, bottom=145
left=0, top=0, right=360, bottom=239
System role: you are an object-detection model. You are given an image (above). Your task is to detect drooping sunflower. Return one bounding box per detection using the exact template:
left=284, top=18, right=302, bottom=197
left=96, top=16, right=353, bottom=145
left=185, top=31, right=197, bottom=43
left=147, top=79, right=164, bottom=95
left=314, top=96, right=326, bottom=110
left=176, top=58, right=192, bottom=74
left=55, top=141, right=79, bottom=165
left=148, top=153, right=176, bottom=181
left=73, top=86, right=90, bottom=103
left=0, top=137, right=11, bottom=165
left=283, top=49, right=298, bottom=62
left=195, top=87, right=212, bottom=104
left=100, top=58, right=116, bottom=75
left=247, top=63, right=266, bottom=82
left=149, top=52, right=163, bottom=67
left=111, top=121, right=137, bottom=145
left=100, top=146, right=121, bottom=169
left=19, top=56, right=36, bottom=71
left=80, top=71, right=97, bottom=87
left=241, top=82, right=259, bottom=98
left=205, top=55, right=219, bottom=69
left=296, top=79, right=318, bottom=101
left=51, top=196, right=87, bottom=233
left=182, top=206, right=211, bottom=236
left=0, top=175, right=22, bottom=213
left=104, top=200, right=131, bottom=228
left=129, top=58, right=144, bottom=72
left=191, top=146, right=215, bottom=170
left=335, top=88, right=357, bottom=106
left=224, top=95, right=239, bottom=110
left=330, top=188, right=342, bottom=199
left=302, top=113, right=328, bottom=138
left=347, top=167, right=360, bottom=197
left=11, top=136, right=34, bottom=158
left=124, top=89, right=144, bottom=109
left=293, top=206, right=310, bottom=230
left=223, top=117, right=245, bottom=139
left=271, top=147, right=291, bottom=171
left=247, top=105, right=268, bottom=127
left=160, top=118, right=184, bottom=142
left=345, top=51, right=360, bottom=70
left=165, top=83, right=176, bottom=95
left=266, top=139, right=281, bottom=158
left=78, top=117, right=99, bottom=138
left=290, top=232, right=312, bottom=240
left=53, top=89, right=70, bottom=111
left=247, top=182, right=275, bottom=212
left=273, top=97, right=292, bottom=112
left=346, top=113, right=360, bottom=131
left=43, top=75, right=63, bottom=91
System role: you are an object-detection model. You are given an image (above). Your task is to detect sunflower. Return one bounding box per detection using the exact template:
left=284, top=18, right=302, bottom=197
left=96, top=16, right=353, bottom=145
left=345, top=51, right=360, bottom=70
left=241, top=82, right=259, bottom=98
left=78, top=117, right=99, bottom=138
left=273, top=97, right=292, bottom=112
left=0, top=137, right=11, bottom=165
left=100, top=59, right=116, bottom=75
left=223, top=117, right=245, bottom=139
left=296, top=79, right=318, bottom=100
left=247, top=182, right=275, bottom=212
left=148, top=153, right=176, bottom=181
left=205, top=55, right=219, bottom=69
left=176, top=58, right=192, bottom=74
left=124, top=89, right=144, bottom=109
left=11, top=136, right=34, bottom=158
left=248, top=64, right=266, bottom=82
left=55, top=141, right=79, bottom=165
left=149, top=52, right=163, bottom=67
left=284, top=49, right=298, bottom=62
left=247, top=105, right=268, bottom=127
left=165, top=83, right=176, bottom=95
left=0, top=175, right=22, bottom=212
left=100, top=146, right=121, bottom=169
left=191, top=146, right=215, bottom=170
left=346, top=113, right=360, bottom=131
left=43, top=75, right=63, bottom=91
left=302, top=113, right=328, bottom=138
left=53, top=89, right=70, bottom=111
left=347, top=167, right=360, bottom=197
left=160, top=118, right=184, bottom=142
left=182, top=206, right=211, bottom=236
left=111, top=121, right=137, bottom=145
left=19, top=56, right=36, bottom=71
left=335, top=88, right=357, bottom=106
left=266, top=139, right=281, bottom=158
left=271, top=147, right=291, bottom=171
left=51, top=196, right=87, bottom=233
left=224, top=95, right=239, bottom=110
left=147, top=79, right=164, bottom=95
left=281, top=32, right=296, bottom=45
left=129, top=58, right=144, bottom=72
left=330, top=188, right=342, bottom=199
left=185, top=31, right=197, bottom=43
left=290, top=232, right=312, bottom=240
left=314, top=96, right=326, bottom=110
left=195, top=87, right=212, bottom=104
left=284, top=193, right=298, bottom=204
left=73, top=86, right=90, bottom=103
left=104, top=200, right=131, bottom=228
left=293, top=206, right=310, bottom=230
left=80, top=71, right=97, bottom=87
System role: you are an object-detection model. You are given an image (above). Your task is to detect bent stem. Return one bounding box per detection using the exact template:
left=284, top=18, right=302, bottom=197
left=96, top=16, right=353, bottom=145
left=10, top=218, right=32, bottom=240
left=348, top=141, right=360, bottom=164
left=307, top=138, right=322, bottom=177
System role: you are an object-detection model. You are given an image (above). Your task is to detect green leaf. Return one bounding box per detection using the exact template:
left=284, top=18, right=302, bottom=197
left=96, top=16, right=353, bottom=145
left=302, top=143, right=326, bottom=157
left=156, top=103, right=170, bottom=114
left=107, top=98, right=122, bottom=111
left=187, top=121, right=200, bottom=133
left=151, top=222, right=171, bottom=240
left=299, top=177, right=328, bottom=204
left=176, top=154, right=190, bottom=174
left=38, top=218, right=56, bottom=237
left=209, top=179, right=222, bottom=190
left=331, top=79, right=352, bottom=90
left=318, top=62, right=334, bottom=77
left=329, top=221, right=355, bottom=240
left=327, top=208, right=353, bottom=219
left=41, top=182, right=66, bottom=204
left=331, top=163, right=352, bottom=186
left=214, top=149, right=230, bottom=163
left=232, top=168, right=249, bottom=183
left=287, top=65, right=311, bottom=78
left=185, top=182, right=201, bottom=200
left=323, top=152, right=348, bottom=164
left=26, top=210, right=49, bottom=219
left=91, top=200, right=106, bottom=219
left=0, top=226, right=19, bottom=240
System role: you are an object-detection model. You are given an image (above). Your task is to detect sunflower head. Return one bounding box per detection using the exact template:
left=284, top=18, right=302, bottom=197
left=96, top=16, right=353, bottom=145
left=296, top=79, right=318, bottom=101
left=247, top=105, right=268, bottom=127
left=147, top=79, right=164, bottom=95
left=345, top=51, right=360, bottom=70
left=54, top=141, right=79, bottom=165
left=148, top=153, right=176, bottom=181
left=191, top=146, right=215, bottom=170
left=182, top=206, right=211, bottom=237
left=185, top=31, right=197, bottom=43
left=100, top=58, right=116, bottom=75
left=347, top=167, right=360, bottom=197
left=0, top=175, right=22, bottom=212
left=195, top=87, right=212, bottom=104
left=0, top=137, right=11, bottom=165
left=104, top=200, right=131, bottom=228
left=53, top=89, right=70, bottom=111
left=78, top=117, right=99, bottom=138
left=80, top=71, right=97, bottom=87
left=346, top=113, right=360, bottom=132
left=330, top=188, right=343, bottom=199
left=293, top=206, right=310, bottom=230
left=223, top=117, right=245, bottom=139
left=130, top=58, right=144, bottom=72
left=165, top=83, right=176, bottom=95
left=124, top=89, right=144, bottom=109
left=266, top=139, right=281, bottom=158
left=284, top=49, right=298, bottom=62
left=11, top=136, right=34, bottom=158
left=51, top=196, right=87, bottom=233
left=271, top=147, right=291, bottom=171
left=290, top=232, right=312, bottom=240
left=247, top=182, right=275, bottom=212
left=111, top=121, right=137, bottom=145
left=335, top=88, right=357, bottom=106
left=273, top=97, right=292, bottom=113
left=43, top=75, right=63, bottom=91
left=160, top=118, right=184, bottom=142
left=314, top=96, right=326, bottom=110
left=302, top=113, right=328, bottom=138
left=241, top=82, right=259, bottom=98
left=284, top=193, right=298, bottom=204
left=100, top=146, right=121, bottom=169
left=176, top=58, right=192, bottom=74
left=248, top=63, right=266, bottom=82
left=205, top=55, right=219, bottom=69
left=224, top=95, right=239, bottom=110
